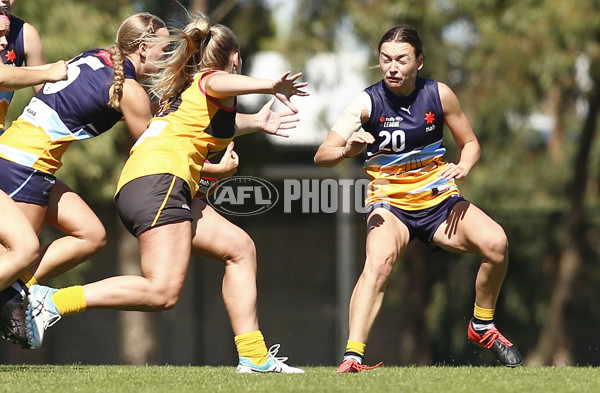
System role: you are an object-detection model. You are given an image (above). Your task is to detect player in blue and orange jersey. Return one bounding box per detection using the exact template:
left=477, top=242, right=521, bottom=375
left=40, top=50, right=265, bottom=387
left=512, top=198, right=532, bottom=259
left=0, top=12, right=169, bottom=347
left=0, top=1, right=112, bottom=305
left=315, top=25, right=522, bottom=371
left=24, top=12, right=309, bottom=373
left=0, top=7, right=68, bottom=345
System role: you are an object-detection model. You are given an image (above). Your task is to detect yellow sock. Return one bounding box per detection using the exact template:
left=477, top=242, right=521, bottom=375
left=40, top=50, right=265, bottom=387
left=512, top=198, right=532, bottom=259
left=346, top=339, right=366, bottom=357
left=234, top=330, right=268, bottom=365
left=473, top=303, right=494, bottom=321
left=19, top=271, right=37, bottom=288
left=52, top=285, right=87, bottom=316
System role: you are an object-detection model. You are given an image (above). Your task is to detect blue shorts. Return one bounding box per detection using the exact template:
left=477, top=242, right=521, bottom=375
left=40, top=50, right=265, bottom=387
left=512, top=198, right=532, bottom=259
left=0, top=157, right=55, bottom=206
left=116, top=174, right=193, bottom=237
left=366, top=195, right=467, bottom=247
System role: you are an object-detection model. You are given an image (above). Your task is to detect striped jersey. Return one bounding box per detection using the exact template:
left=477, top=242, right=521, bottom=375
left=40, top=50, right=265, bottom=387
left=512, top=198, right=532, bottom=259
left=0, top=48, right=136, bottom=174
left=116, top=70, right=236, bottom=197
left=363, top=77, right=459, bottom=210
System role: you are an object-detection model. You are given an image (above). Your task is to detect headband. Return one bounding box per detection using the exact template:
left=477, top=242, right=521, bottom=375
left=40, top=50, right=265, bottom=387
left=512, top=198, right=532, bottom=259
left=0, top=15, right=9, bottom=20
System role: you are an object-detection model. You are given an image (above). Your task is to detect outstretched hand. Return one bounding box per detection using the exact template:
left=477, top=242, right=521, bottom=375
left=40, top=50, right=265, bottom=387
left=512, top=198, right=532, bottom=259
left=272, top=71, right=309, bottom=113
left=255, top=97, right=300, bottom=138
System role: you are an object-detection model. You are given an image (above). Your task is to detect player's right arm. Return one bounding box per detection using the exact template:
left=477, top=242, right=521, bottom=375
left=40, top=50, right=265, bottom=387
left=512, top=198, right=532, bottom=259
left=0, top=61, right=67, bottom=91
left=314, top=92, right=374, bottom=168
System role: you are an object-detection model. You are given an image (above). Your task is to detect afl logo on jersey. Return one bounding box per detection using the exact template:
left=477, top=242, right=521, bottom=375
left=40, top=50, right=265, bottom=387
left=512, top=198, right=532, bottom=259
left=206, top=176, right=279, bottom=216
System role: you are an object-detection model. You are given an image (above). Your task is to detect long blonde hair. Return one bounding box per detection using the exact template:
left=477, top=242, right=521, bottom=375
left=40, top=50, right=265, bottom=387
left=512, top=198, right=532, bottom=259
left=150, top=12, right=239, bottom=104
left=107, top=12, right=166, bottom=110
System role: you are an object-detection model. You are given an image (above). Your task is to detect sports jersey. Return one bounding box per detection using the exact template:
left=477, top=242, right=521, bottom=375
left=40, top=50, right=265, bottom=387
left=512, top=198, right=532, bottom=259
left=116, top=70, right=236, bottom=197
left=0, top=49, right=137, bottom=174
left=362, top=77, right=459, bottom=210
left=0, top=15, right=26, bottom=131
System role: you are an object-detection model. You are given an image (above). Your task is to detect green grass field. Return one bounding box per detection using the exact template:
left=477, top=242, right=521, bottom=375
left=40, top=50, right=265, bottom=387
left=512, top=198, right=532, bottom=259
left=0, top=365, right=598, bottom=393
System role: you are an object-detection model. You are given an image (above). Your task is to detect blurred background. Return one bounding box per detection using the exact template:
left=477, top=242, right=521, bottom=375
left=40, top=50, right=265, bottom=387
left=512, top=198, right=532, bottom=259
left=1, top=0, right=600, bottom=367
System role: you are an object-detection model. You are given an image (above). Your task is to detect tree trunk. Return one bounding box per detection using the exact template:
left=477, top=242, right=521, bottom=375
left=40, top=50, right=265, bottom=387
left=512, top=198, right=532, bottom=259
left=526, top=84, right=599, bottom=366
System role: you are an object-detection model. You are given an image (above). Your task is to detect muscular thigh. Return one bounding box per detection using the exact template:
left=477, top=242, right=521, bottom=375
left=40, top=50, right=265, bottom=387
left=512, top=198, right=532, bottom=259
left=432, top=201, right=504, bottom=254
left=44, top=179, right=103, bottom=235
left=189, top=198, right=252, bottom=262
left=0, top=190, right=37, bottom=249
left=138, top=221, right=192, bottom=283
left=365, top=208, right=411, bottom=263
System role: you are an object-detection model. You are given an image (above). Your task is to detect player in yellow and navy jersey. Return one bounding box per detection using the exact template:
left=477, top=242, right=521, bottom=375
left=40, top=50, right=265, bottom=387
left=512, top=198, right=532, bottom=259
left=0, top=13, right=169, bottom=348
left=0, top=6, right=69, bottom=346
left=24, top=12, right=309, bottom=373
left=315, top=25, right=522, bottom=371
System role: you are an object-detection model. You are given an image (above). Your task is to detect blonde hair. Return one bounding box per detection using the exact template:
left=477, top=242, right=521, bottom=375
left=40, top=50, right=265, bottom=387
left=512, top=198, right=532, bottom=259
left=150, top=12, right=239, bottom=104
left=107, top=12, right=166, bottom=110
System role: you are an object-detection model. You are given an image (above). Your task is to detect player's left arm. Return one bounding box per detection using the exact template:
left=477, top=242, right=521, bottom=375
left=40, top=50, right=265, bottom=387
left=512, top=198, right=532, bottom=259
left=438, top=82, right=480, bottom=180
left=22, top=22, right=46, bottom=93
left=119, top=79, right=153, bottom=140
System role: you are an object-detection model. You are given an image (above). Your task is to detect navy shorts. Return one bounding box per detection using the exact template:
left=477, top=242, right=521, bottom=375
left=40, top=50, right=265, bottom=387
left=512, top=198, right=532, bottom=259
left=116, top=174, right=193, bottom=237
left=0, top=157, right=55, bottom=206
left=366, top=195, right=467, bottom=247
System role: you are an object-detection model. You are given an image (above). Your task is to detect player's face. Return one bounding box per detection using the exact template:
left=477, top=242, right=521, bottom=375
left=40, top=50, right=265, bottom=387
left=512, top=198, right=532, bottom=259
left=0, top=1, right=14, bottom=13
left=379, top=41, right=423, bottom=95
left=0, top=17, right=9, bottom=51
left=142, top=27, right=170, bottom=76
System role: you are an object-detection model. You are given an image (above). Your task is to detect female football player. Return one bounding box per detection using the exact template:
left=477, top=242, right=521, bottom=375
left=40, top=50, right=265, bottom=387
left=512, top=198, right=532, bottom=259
left=314, top=25, right=522, bottom=372
left=25, top=12, right=308, bottom=373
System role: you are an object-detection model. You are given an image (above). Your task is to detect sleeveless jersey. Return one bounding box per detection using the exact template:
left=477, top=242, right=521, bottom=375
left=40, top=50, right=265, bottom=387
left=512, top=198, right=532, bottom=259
left=0, top=15, right=26, bottom=130
left=0, top=49, right=137, bottom=174
left=116, top=71, right=236, bottom=197
left=363, top=77, right=459, bottom=210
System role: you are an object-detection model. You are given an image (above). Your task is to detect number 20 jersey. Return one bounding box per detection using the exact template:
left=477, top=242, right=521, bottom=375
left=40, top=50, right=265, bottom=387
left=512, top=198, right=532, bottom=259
left=0, top=49, right=136, bottom=174
left=362, top=77, right=459, bottom=211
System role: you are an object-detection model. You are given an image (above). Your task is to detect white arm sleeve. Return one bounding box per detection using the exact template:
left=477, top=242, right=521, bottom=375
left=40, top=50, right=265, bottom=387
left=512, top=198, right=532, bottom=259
left=331, top=91, right=372, bottom=140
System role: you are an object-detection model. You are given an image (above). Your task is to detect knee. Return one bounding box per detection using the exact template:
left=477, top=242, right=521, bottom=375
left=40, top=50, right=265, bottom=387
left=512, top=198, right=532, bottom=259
left=81, top=222, right=107, bottom=254
left=483, top=231, right=509, bottom=264
left=223, top=231, right=256, bottom=265
left=147, top=285, right=182, bottom=311
left=363, top=253, right=395, bottom=287
left=13, top=235, right=40, bottom=270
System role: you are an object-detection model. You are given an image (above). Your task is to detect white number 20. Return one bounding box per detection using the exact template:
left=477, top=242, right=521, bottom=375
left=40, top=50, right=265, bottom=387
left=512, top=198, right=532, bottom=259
left=378, top=129, right=406, bottom=152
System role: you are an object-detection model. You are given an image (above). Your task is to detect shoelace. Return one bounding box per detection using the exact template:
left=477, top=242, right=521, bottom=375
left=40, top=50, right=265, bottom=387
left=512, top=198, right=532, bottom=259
left=268, top=344, right=288, bottom=363
left=31, top=296, right=61, bottom=329
left=339, top=359, right=383, bottom=372
left=477, top=327, right=513, bottom=349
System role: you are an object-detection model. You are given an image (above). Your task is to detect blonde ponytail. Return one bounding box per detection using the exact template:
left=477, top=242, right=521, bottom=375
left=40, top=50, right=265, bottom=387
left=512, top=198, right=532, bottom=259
left=108, top=42, right=125, bottom=110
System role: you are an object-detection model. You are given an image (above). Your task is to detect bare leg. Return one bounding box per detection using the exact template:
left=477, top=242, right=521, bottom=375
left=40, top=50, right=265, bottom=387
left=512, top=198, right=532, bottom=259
left=348, top=208, right=410, bottom=344
left=0, top=191, right=39, bottom=290
left=432, top=201, right=508, bottom=309
left=189, top=199, right=259, bottom=336
left=83, top=221, right=192, bottom=311
left=33, top=180, right=106, bottom=282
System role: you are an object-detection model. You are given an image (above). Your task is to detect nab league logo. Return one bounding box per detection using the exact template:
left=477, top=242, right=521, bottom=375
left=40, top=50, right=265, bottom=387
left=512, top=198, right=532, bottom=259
left=206, top=176, right=279, bottom=216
